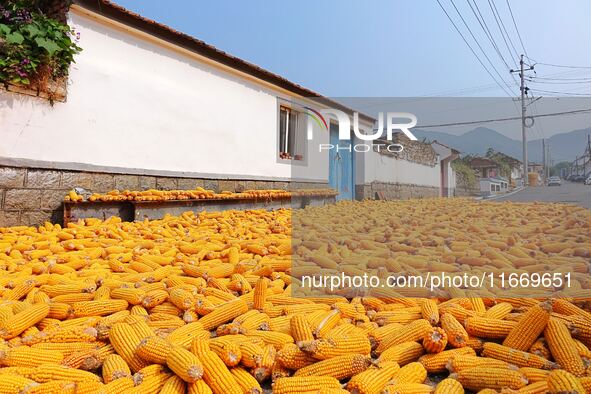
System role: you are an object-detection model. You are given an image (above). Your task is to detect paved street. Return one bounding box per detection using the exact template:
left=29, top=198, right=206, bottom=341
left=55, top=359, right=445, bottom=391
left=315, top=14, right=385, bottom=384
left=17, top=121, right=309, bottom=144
left=496, top=181, right=591, bottom=209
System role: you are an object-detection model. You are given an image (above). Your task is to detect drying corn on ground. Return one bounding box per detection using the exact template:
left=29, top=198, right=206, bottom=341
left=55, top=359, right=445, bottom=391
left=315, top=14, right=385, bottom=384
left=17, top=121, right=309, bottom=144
left=65, top=188, right=337, bottom=203
left=0, top=198, right=588, bottom=393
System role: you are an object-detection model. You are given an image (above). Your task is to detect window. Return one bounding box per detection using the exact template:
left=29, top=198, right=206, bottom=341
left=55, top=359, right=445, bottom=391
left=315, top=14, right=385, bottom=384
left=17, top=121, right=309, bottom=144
left=278, top=105, right=305, bottom=161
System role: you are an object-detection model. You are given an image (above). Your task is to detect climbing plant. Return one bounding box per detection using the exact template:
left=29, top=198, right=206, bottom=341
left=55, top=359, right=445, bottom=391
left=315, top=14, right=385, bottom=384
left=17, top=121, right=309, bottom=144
left=0, top=0, right=81, bottom=90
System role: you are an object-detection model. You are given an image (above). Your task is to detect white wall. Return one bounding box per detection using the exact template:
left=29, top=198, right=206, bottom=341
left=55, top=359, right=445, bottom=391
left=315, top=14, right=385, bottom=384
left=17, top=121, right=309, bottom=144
left=363, top=151, right=441, bottom=188
left=0, top=10, right=330, bottom=181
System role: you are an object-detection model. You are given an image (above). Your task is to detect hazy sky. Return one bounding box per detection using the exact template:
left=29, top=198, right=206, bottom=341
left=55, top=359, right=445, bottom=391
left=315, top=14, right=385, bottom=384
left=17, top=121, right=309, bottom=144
left=112, top=1, right=591, bottom=138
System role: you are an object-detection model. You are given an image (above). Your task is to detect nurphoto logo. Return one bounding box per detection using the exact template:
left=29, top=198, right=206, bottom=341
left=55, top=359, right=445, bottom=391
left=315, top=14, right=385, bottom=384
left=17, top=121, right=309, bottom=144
left=305, top=108, right=418, bottom=153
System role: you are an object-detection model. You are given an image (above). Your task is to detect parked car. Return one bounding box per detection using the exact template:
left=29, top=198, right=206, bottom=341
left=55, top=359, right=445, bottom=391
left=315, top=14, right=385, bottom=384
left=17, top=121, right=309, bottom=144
left=585, top=175, right=591, bottom=185
left=574, top=175, right=586, bottom=182
left=548, top=176, right=562, bottom=186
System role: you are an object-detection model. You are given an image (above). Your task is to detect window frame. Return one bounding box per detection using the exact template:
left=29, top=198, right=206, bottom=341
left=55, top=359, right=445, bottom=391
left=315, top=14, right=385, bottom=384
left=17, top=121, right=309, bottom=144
left=277, top=101, right=308, bottom=165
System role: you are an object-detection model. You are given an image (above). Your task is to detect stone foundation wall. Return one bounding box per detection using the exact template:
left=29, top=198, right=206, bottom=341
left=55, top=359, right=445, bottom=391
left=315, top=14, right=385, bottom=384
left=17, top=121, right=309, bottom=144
left=0, top=166, right=325, bottom=227
left=356, top=182, right=440, bottom=200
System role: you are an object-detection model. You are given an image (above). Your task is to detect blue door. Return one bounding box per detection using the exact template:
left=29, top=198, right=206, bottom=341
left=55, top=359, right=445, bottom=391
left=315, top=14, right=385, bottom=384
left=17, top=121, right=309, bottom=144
left=328, top=123, right=354, bottom=200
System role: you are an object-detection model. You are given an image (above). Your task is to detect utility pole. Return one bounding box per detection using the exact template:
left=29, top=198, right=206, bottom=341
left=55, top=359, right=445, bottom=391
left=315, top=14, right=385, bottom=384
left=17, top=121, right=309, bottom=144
left=542, top=139, right=546, bottom=183
left=510, top=55, right=534, bottom=186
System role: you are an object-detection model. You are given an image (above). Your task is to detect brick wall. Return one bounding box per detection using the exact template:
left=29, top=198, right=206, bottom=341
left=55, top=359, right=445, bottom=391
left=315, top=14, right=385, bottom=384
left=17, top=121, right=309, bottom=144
left=356, top=182, right=439, bottom=200
left=0, top=166, right=325, bottom=227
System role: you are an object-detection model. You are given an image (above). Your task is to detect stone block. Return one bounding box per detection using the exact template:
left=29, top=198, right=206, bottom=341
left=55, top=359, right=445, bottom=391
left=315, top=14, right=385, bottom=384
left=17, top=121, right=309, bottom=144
left=114, top=175, right=140, bottom=191
left=203, top=180, right=219, bottom=193
left=92, top=173, right=116, bottom=192
left=218, top=180, right=236, bottom=192
left=20, top=210, right=53, bottom=227
left=0, top=167, right=26, bottom=188
left=4, top=189, right=42, bottom=210
left=234, top=181, right=246, bottom=192
left=26, top=169, right=61, bottom=189
left=243, top=181, right=256, bottom=191
left=0, top=211, right=20, bottom=227
left=41, top=189, right=67, bottom=210
left=61, top=171, right=94, bottom=189
left=177, top=178, right=204, bottom=190
left=156, top=177, right=178, bottom=190
left=139, top=176, right=157, bottom=190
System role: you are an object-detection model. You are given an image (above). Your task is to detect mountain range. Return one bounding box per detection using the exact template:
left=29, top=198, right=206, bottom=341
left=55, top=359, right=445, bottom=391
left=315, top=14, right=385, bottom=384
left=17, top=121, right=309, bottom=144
left=413, top=126, right=591, bottom=163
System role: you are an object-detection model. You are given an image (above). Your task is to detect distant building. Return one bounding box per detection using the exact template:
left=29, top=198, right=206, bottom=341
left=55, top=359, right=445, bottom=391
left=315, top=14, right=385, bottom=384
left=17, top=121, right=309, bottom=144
left=469, top=157, right=501, bottom=178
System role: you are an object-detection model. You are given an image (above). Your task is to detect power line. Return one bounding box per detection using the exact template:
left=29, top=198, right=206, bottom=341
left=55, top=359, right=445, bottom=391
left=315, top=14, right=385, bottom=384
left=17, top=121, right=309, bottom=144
left=448, top=0, right=517, bottom=94
left=436, top=0, right=515, bottom=97
left=416, top=107, right=591, bottom=128
left=531, top=76, right=591, bottom=81
left=527, top=78, right=591, bottom=85
left=505, top=0, right=529, bottom=60
left=529, top=59, right=591, bottom=69
left=487, top=0, right=520, bottom=62
left=530, top=88, right=591, bottom=96
left=466, top=0, right=514, bottom=73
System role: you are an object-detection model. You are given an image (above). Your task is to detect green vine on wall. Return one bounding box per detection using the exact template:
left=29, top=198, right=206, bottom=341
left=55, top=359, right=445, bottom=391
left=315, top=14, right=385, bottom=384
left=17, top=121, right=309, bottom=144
left=0, top=0, right=81, bottom=94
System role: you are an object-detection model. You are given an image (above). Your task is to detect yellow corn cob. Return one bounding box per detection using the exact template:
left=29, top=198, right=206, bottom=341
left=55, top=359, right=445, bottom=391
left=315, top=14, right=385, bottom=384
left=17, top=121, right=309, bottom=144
left=547, top=369, right=586, bottom=394
left=28, top=363, right=102, bottom=383
left=446, top=355, right=513, bottom=372
left=0, top=346, right=64, bottom=367
left=0, top=375, right=39, bottom=393
left=169, top=288, right=195, bottom=310
left=529, top=338, right=551, bottom=359
left=290, top=314, right=314, bottom=345
left=166, top=344, right=204, bottom=383
left=160, top=375, right=187, bottom=394
left=22, top=326, right=98, bottom=345
left=198, top=298, right=249, bottom=330
left=30, top=341, right=98, bottom=357
left=273, top=376, right=341, bottom=394
left=420, top=299, right=439, bottom=325
left=245, top=330, right=294, bottom=351
left=378, top=341, right=425, bottom=366
left=193, top=347, right=242, bottom=394
left=519, top=367, right=550, bottom=383
left=481, top=342, right=557, bottom=369
left=299, top=331, right=370, bottom=360
left=252, top=278, right=268, bottom=311
left=423, top=327, right=447, bottom=353
left=102, top=353, right=131, bottom=383
left=376, top=319, right=432, bottom=354
left=515, top=381, right=549, bottom=394
left=433, top=378, right=463, bottom=394
left=276, top=343, right=316, bottom=369
left=103, top=377, right=135, bottom=394
left=108, top=322, right=150, bottom=372
left=464, top=316, right=517, bottom=339
left=544, top=317, right=585, bottom=376
left=346, top=360, right=400, bottom=394
left=25, top=380, right=76, bottom=394
left=503, top=302, right=551, bottom=351
left=449, top=366, right=527, bottom=391
left=388, top=362, right=427, bottom=385
left=293, top=353, right=370, bottom=380
left=110, top=288, right=145, bottom=305
left=419, top=347, right=476, bottom=373
left=209, top=339, right=242, bottom=367
left=0, top=303, right=49, bottom=339
left=167, top=322, right=209, bottom=349
left=187, top=379, right=214, bottom=394
left=136, top=335, right=171, bottom=364
left=71, top=299, right=128, bottom=317
left=483, top=302, right=513, bottom=320
left=381, top=383, right=434, bottom=394
left=440, top=313, right=468, bottom=348
left=230, top=367, right=263, bottom=394
left=142, top=289, right=169, bottom=308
